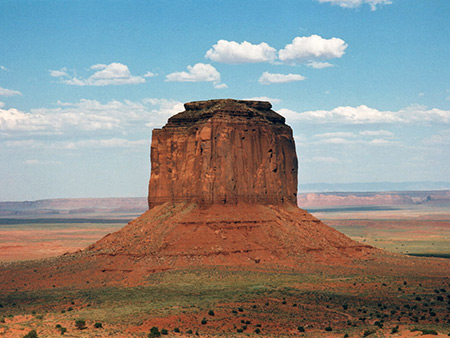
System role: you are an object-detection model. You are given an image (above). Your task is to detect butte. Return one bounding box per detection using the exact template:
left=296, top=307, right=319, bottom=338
left=2, top=99, right=447, bottom=291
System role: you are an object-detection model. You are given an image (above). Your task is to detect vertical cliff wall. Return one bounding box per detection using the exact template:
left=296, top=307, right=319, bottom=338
left=148, top=99, right=298, bottom=208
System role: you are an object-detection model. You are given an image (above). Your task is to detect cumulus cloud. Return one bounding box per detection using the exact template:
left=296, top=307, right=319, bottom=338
left=142, top=98, right=184, bottom=117
left=0, top=98, right=184, bottom=136
left=278, top=104, right=450, bottom=124
left=243, top=97, right=281, bottom=104
left=144, top=71, right=156, bottom=78
left=278, top=35, right=347, bottom=64
left=314, top=132, right=356, bottom=139
left=0, top=66, right=7, bottom=71
left=258, top=72, right=305, bottom=85
left=306, top=61, right=334, bottom=69
left=205, top=40, right=277, bottom=64
left=49, top=68, right=68, bottom=77
left=359, top=130, right=394, bottom=137
left=65, top=138, right=148, bottom=150
left=0, top=86, right=22, bottom=96
left=317, top=0, right=392, bottom=11
left=166, top=63, right=226, bottom=88
left=214, top=83, right=228, bottom=89
left=50, top=63, right=146, bottom=86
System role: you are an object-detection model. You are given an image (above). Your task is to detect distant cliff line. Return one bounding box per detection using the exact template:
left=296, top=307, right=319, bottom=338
left=0, top=190, right=449, bottom=216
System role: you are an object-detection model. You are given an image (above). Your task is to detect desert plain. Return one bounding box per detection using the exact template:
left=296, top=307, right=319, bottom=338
left=0, top=192, right=449, bottom=338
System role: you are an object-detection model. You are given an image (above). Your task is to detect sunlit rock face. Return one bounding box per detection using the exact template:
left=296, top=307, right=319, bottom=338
left=148, top=99, right=298, bottom=208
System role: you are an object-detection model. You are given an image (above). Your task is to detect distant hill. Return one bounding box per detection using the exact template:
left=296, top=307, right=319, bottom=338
left=297, top=190, right=450, bottom=208
left=0, top=197, right=148, bottom=217
left=298, top=181, right=450, bottom=192
left=1, top=190, right=449, bottom=217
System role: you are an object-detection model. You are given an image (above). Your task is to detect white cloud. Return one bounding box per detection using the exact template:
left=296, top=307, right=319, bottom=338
left=0, top=98, right=184, bottom=136
left=278, top=35, right=347, bottom=64
left=142, top=98, right=184, bottom=117
left=279, top=104, right=450, bottom=124
left=214, top=83, right=228, bottom=89
left=49, top=68, right=68, bottom=77
left=259, top=72, right=305, bottom=85
left=317, top=0, right=392, bottom=11
left=0, top=66, right=7, bottom=71
left=166, top=63, right=220, bottom=82
left=243, top=97, right=281, bottom=104
left=143, top=71, right=156, bottom=78
left=359, top=130, right=394, bottom=137
left=314, top=132, right=356, bottom=138
left=51, top=63, right=146, bottom=86
left=0, top=87, right=22, bottom=96
left=65, top=138, right=147, bottom=150
left=205, top=40, right=277, bottom=64
left=306, top=61, right=334, bottom=69
left=166, top=63, right=226, bottom=88
left=279, top=105, right=399, bottom=124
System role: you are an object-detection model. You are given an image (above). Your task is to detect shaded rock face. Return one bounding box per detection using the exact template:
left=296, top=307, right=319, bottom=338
left=148, top=99, right=298, bottom=208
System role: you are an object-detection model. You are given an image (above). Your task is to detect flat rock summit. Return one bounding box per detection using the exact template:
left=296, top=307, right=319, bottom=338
left=4, top=99, right=447, bottom=291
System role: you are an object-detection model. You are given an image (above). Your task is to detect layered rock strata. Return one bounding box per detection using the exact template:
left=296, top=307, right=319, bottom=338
left=148, top=99, right=298, bottom=208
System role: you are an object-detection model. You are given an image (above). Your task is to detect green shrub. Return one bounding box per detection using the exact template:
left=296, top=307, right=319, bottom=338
left=75, top=319, right=86, bottom=330
left=363, top=329, right=376, bottom=336
left=325, top=326, right=332, bottom=332
left=254, top=328, right=261, bottom=334
left=173, top=327, right=180, bottom=332
left=148, top=326, right=161, bottom=337
left=23, top=330, right=38, bottom=338
left=94, top=322, right=102, bottom=328
left=208, top=310, right=215, bottom=316
left=55, top=324, right=62, bottom=329
left=201, top=318, right=207, bottom=325
left=297, top=326, right=305, bottom=332
left=59, top=327, right=67, bottom=335
left=421, top=329, right=438, bottom=335
left=238, top=307, right=243, bottom=312
left=186, top=329, right=193, bottom=334
left=161, top=329, right=168, bottom=335
left=391, top=326, right=399, bottom=334
left=344, top=334, right=349, bottom=338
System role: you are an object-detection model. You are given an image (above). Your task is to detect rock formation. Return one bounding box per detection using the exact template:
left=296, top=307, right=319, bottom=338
left=148, top=99, right=297, bottom=208
left=0, top=99, right=381, bottom=291
left=86, top=99, right=374, bottom=270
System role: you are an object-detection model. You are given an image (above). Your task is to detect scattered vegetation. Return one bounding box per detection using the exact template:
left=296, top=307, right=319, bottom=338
left=75, top=319, right=86, bottom=330
left=23, top=330, right=38, bottom=338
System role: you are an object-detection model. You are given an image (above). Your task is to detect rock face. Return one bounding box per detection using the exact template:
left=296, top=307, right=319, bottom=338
left=148, top=99, right=298, bottom=208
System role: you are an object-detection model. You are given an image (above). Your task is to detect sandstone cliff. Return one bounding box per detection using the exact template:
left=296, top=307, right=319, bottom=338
left=148, top=99, right=298, bottom=208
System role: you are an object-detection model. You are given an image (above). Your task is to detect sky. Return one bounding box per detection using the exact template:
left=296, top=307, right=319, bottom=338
left=1, top=0, right=449, bottom=201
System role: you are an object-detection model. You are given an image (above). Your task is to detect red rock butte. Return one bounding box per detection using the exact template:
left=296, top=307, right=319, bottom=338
left=86, top=99, right=376, bottom=272
left=0, top=99, right=393, bottom=291
left=148, top=99, right=298, bottom=208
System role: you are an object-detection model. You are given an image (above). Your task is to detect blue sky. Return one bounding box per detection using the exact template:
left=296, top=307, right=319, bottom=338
left=1, top=0, right=449, bottom=201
